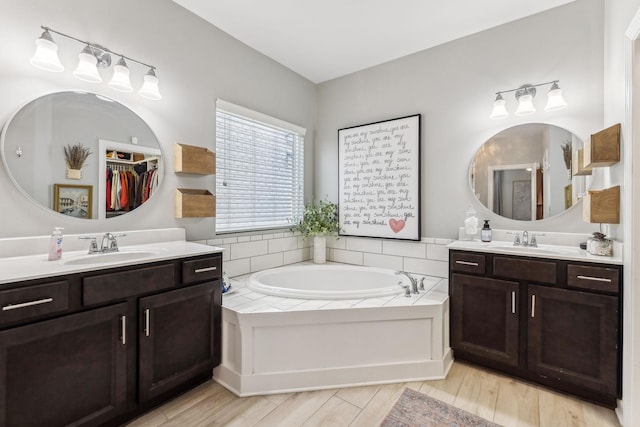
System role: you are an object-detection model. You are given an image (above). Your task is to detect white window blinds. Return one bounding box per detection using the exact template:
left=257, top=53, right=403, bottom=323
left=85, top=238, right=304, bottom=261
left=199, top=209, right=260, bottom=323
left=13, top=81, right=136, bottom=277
left=215, top=100, right=305, bottom=233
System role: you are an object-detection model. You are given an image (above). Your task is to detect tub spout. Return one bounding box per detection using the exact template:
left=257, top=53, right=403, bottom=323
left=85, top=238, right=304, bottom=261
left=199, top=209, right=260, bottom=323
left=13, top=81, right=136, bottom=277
left=396, top=271, right=418, bottom=294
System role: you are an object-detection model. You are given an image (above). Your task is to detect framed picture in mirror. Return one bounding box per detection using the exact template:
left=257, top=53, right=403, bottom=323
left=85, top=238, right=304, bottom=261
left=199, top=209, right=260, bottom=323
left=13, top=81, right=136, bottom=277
left=53, top=184, right=93, bottom=219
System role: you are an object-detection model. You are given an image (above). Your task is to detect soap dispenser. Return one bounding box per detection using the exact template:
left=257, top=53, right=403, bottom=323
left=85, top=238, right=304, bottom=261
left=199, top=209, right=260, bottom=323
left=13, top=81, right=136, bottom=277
left=48, top=227, right=64, bottom=261
left=481, top=220, right=492, bottom=242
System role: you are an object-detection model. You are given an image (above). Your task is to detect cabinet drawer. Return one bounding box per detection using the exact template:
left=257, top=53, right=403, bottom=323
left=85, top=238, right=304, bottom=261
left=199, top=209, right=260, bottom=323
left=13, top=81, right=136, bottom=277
left=451, top=252, right=485, bottom=274
left=567, top=264, right=620, bottom=294
left=0, top=281, right=69, bottom=325
left=494, top=256, right=557, bottom=284
left=83, top=264, right=174, bottom=306
left=182, top=256, right=222, bottom=284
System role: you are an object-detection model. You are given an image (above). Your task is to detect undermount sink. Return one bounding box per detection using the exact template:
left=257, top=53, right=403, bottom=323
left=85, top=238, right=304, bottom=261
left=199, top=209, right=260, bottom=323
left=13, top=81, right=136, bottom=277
left=64, top=250, right=159, bottom=265
left=488, top=244, right=577, bottom=256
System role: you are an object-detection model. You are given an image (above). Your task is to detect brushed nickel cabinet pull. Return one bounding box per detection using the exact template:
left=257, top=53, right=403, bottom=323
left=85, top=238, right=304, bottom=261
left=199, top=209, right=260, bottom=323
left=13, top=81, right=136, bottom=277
left=2, top=297, right=53, bottom=311
left=144, top=308, right=150, bottom=337
left=577, top=275, right=612, bottom=283
left=531, top=295, right=536, bottom=318
left=455, top=261, right=479, bottom=266
left=511, top=291, right=516, bottom=314
left=121, top=315, right=127, bottom=345
left=195, top=266, right=217, bottom=273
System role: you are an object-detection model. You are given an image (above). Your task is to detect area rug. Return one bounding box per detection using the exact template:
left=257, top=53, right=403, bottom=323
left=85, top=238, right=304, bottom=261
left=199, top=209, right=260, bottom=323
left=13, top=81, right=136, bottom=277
left=380, top=388, right=502, bottom=427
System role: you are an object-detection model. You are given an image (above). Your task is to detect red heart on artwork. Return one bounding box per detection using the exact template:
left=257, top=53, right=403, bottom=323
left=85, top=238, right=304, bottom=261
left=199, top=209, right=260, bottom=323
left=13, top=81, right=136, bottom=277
left=389, top=219, right=406, bottom=233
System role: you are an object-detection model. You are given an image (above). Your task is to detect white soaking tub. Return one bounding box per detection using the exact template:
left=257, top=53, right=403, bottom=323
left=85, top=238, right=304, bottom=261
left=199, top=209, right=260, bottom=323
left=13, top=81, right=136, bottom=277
left=247, top=264, right=409, bottom=299
left=214, top=263, right=452, bottom=396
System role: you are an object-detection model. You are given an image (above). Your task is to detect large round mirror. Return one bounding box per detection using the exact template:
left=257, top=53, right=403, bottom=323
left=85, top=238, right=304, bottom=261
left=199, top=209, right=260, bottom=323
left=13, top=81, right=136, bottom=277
left=470, top=123, right=588, bottom=221
left=1, top=92, right=163, bottom=220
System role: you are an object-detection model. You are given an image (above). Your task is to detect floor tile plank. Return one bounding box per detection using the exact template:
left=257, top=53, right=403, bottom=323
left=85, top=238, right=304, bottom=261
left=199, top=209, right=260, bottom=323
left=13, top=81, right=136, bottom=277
left=493, top=376, right=540, bottom=427
left=300, top=396, right=360, bottom=427
left=252, top=389, right=336, bottom=427
left=123, top=362, right=620, bottom=427
left=334, top=384, right=380, bottom=408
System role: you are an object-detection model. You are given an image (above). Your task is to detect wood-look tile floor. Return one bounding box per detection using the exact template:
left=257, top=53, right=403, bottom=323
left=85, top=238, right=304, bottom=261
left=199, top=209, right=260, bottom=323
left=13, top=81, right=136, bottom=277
left=125, top=362, right=620, bottom=427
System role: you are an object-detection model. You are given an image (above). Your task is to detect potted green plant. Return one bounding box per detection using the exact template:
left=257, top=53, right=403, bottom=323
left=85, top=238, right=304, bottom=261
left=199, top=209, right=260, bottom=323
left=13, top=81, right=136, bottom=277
left=290, top=200, right=340, bottom=263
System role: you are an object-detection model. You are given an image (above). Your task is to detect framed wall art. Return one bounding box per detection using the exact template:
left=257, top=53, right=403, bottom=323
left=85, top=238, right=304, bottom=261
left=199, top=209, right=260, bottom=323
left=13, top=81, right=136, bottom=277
left=53, top=184, right=93, bottom=219
left=338, top=114, right=421, bottom=240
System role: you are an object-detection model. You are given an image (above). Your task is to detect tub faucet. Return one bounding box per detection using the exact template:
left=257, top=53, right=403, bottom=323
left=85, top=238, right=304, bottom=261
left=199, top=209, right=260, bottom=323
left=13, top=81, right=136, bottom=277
left=396, top=271, right=418, bottom=294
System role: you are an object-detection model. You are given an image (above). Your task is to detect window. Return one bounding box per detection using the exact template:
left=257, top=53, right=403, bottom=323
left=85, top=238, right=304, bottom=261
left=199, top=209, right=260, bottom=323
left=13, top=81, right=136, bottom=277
left=215, top=100, right=305, bottom=233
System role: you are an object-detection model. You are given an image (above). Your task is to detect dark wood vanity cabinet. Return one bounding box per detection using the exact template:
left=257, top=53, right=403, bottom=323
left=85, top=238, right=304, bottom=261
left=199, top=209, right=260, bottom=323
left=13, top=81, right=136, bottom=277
left=450, top=250, right=622, bottom=406
left=0, top=252, right=222, bottom=427
left=0, top=303, right=128, bottom=427
left=139, top=282, right=218, bottom=402
left=451, top=274, right=519, bottom=367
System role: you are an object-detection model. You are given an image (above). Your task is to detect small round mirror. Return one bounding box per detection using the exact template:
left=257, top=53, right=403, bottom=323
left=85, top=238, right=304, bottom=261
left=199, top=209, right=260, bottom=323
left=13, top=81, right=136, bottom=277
left=1, top=91, right=163, bottom=220
left=470, top=123, right=588, bottom=221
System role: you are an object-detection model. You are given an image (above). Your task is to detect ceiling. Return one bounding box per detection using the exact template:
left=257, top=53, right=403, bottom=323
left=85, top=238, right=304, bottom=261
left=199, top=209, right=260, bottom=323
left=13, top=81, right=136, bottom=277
left=172, top=0, right=577, bottom=84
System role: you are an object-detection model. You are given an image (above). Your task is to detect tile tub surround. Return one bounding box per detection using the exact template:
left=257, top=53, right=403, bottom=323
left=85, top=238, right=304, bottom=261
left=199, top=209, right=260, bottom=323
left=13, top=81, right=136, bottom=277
left=203, top=232, right=450, bottom=279
left=213, top=264, right=452, bottom=396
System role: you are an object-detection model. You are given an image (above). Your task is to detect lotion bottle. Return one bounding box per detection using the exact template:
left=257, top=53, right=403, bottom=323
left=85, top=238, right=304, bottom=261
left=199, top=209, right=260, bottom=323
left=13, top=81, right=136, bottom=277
left=481, top=220, right=492, bottom=242
left=48, top=227, right=64, bottom=261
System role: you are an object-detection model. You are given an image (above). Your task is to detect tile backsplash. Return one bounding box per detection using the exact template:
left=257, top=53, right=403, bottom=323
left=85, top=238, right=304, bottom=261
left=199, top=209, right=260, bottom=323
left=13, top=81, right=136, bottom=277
left=200, top=231, right=450, bottom=278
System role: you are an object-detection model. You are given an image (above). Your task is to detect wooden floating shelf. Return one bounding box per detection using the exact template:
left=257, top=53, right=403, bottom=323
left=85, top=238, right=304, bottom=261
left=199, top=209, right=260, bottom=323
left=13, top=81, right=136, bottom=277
left=572, top=149, right=592, bottom=176
left=175, top=189, right=216, bottom=218
left=583, top=185, right=620, bottom=224
left=174, top=143, right=215, bottom=175
left=584, top=123, right=620, bottom=168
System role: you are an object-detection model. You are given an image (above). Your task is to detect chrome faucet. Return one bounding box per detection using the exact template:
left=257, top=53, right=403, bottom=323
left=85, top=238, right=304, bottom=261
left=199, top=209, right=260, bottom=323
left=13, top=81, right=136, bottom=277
left=80, top=232, right=126, bottom=254
left=396, top=271, right=418, bottom=294
left=101, top=232, right=119, bottom=253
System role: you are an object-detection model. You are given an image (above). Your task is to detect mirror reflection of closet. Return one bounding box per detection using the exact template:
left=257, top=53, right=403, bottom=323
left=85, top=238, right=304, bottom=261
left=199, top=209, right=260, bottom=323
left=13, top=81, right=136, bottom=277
left=0, top=91, right=164, bottom=220
left=99, top=139, right=162, bottom=219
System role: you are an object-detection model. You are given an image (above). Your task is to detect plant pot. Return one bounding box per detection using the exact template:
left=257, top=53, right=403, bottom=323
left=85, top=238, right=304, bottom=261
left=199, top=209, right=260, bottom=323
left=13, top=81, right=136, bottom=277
left=313, top=235, right=327, bottom=264
left=66, top=168, right=82, bottom=180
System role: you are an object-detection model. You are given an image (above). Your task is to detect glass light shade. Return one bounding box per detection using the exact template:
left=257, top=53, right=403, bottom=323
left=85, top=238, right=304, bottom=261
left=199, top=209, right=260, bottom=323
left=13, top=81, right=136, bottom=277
left=544, top=84, right=568, bottom=111
left=515, top=94, right=536, bottom=116
left=139, top=69, right=161, bottom=100
left=108, top=58, right=133, bottom=93
left=30, top=31, right=64, bottom=72
left=73, top=46, right=102, bottom=83
left=489, top=95, right=508, bottom=120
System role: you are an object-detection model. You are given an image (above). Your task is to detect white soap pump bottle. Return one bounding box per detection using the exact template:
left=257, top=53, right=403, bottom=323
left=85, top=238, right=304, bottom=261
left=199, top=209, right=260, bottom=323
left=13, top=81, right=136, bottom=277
left=48, top=227, right=64, bottom=261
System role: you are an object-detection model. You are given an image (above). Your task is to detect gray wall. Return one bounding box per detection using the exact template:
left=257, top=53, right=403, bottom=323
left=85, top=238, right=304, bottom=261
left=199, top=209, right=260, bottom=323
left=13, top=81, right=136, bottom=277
left=316, top=0, right=604, bottom=239
left=0, top=0, right=316, bottom=240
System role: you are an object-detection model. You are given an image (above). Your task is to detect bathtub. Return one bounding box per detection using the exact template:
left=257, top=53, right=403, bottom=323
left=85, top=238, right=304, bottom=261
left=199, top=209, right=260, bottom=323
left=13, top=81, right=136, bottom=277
left=214, top=263, right=452, bottom=396
left=247, top=264, right=409, bottom=299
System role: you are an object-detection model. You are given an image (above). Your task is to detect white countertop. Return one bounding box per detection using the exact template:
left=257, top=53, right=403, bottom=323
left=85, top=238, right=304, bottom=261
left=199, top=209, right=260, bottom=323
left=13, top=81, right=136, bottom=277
left=448, top=239, right=623, bottom=265
left=0, top=240, right=224, bottom=285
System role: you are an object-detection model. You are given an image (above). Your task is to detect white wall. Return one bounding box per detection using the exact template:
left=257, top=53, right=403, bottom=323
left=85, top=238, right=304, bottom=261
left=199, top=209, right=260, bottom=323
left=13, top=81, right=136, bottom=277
left=603, top=0, right=640, bottom=425
left=316, top=0, right=604, bottom=239
left=0, top=0, right=316, bottom=240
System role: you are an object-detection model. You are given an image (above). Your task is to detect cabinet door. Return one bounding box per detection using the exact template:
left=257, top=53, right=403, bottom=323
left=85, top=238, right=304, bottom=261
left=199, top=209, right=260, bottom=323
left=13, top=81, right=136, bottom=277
left=527, top=285, right=618, bottom=396
left=451, top=273, right=520, bottom=367
left=139, top=282, right=217, bottom=402
left=0, top=303, right=128, bottom=427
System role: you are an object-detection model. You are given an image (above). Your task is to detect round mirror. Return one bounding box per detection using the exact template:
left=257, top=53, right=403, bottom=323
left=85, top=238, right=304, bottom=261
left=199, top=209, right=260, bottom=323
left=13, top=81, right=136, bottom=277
left=1, top=92, right=163, bottom=220
left=470, top=123, right=588, bottom=221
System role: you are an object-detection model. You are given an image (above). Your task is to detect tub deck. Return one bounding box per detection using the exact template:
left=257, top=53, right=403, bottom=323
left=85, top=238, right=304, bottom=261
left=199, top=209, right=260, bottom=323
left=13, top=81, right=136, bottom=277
left=214, top=263, right=452, bottom=396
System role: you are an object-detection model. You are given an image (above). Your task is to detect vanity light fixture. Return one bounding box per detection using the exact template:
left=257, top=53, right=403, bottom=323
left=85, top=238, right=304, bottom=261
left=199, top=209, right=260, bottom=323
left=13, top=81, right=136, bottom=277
left=108, top=57, right=134, bottom=93
left=30, top=29, right=64, bottom=72
left=73, top=45, right=103, bottom=83
left=29, top=26, right=161, bottom=100
left=490, top=80, right=567, bottom=119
